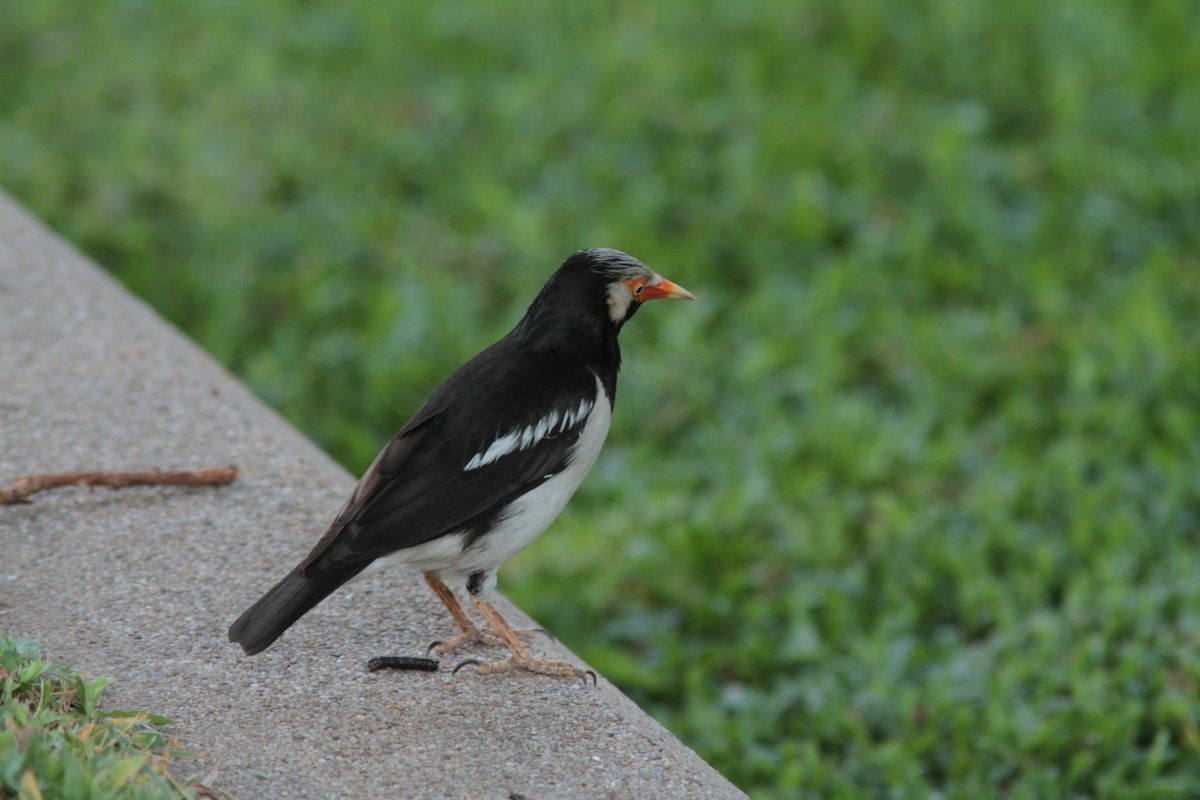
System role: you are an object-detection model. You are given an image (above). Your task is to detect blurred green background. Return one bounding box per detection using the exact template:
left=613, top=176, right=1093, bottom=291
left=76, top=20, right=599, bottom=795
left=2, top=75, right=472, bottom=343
left=3, top=1, right=1199, bottom=796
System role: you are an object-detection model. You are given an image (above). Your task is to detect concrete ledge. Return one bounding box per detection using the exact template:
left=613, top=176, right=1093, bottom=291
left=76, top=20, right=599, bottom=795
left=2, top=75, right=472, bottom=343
left=0, top=192, right=745, bottom=799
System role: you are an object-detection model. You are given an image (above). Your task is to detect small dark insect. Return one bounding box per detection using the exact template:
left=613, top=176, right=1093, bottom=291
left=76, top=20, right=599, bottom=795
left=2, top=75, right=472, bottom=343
left=365, top=656, right=440, bottom=672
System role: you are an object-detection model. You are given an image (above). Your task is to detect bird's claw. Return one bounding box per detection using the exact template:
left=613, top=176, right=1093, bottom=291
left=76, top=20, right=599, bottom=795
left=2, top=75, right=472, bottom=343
left=449, top=654, right=596, bottom=684
left=452, top=657, right=484, bottom=675
left=425, top=640, right=443, bottom=657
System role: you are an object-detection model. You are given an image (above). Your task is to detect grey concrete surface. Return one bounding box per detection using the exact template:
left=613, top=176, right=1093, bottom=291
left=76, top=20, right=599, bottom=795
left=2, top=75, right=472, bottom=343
left=0, top=193, right=746, bottom=800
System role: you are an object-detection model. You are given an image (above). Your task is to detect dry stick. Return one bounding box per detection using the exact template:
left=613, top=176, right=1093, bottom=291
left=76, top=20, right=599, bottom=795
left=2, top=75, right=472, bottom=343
left=0, top=466, right=239, bottom=505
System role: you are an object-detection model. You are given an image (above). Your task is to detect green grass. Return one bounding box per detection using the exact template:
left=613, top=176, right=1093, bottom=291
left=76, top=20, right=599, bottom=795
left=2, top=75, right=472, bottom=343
left=2, top=1, right=1199, bottom=796
left=0, top=638, right=200, bottom=799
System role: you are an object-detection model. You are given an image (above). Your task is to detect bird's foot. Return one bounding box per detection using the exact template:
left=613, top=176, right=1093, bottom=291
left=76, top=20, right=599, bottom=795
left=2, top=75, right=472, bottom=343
left=453, top=654, right=596, bottom=685
left=446, top=591, right=589, bottom=681
left=426, top=626, right=552, bottom=656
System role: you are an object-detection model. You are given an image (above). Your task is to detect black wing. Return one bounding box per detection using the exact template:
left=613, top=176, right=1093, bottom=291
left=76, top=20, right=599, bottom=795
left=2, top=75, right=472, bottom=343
left=298, top=341, right=604, bottom=575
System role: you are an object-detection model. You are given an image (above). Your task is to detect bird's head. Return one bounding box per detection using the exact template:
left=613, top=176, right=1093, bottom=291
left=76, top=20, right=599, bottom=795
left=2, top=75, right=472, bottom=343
left=590, top=248, right=696, bottom=328
left=520, top=248, right=694, bottom=342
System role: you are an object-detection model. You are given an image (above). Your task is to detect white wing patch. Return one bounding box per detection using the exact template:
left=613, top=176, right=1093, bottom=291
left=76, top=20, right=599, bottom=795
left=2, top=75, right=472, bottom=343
left=464, top=397, right=595, bottom=471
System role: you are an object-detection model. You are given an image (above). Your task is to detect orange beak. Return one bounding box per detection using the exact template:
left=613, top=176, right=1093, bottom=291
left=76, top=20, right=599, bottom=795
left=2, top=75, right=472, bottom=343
left=639, top=275, right=696, bottom=302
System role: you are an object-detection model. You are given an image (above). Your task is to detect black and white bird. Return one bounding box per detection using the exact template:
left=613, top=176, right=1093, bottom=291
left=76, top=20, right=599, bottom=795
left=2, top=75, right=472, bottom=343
left=228, top=248, right=693, bottom=679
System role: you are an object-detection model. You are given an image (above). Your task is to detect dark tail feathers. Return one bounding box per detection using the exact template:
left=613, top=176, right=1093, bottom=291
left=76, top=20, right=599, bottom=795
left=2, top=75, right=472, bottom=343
left=228, top=563, right=367, bottom=655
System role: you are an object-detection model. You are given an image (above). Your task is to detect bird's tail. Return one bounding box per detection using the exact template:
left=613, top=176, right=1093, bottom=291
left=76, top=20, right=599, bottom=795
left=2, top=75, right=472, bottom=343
left=228, top=562, right=367, bottom=655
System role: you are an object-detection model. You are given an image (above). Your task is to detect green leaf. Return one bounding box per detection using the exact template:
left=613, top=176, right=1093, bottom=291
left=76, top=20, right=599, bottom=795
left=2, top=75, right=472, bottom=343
left=99, top=755, right=148, bottom=790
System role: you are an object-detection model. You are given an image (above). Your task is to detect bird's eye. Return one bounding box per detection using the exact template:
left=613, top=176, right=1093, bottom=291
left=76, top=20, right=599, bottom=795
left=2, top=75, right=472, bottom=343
left=634, top=283, right=645, bottom=296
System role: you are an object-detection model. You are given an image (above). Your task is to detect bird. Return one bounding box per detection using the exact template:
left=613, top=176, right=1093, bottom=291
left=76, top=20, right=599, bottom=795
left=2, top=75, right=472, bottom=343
left=228, top=248, right=694, bottom=679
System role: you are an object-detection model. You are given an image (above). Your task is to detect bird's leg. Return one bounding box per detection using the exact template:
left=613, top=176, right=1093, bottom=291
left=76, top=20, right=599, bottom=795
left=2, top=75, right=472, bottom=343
left=456, top=593, right=594, bottom=683
left=422, top=572, right=551, bottom=655
left=422, top=571, right=500, bottom=654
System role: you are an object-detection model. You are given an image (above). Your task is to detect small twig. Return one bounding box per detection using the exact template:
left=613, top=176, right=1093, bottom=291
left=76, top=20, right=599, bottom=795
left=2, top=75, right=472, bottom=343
left=190, top=766, right=238, bottom=800
left=0, top=466, right=239, bottom=505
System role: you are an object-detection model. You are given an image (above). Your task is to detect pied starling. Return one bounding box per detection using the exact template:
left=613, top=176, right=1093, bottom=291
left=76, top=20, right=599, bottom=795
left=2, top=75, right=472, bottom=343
left=228, top=249, right=693, bottom=679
